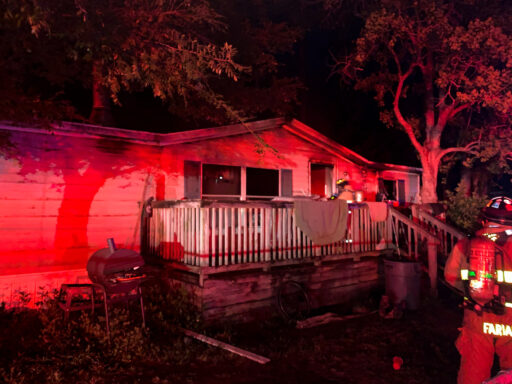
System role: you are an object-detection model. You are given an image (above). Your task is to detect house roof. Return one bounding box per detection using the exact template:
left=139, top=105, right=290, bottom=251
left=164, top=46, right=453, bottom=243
left=0, top=118, right=422, bottom=174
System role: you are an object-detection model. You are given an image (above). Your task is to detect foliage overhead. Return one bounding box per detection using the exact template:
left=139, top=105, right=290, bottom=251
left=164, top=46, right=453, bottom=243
left=176, top=0, right=311, bottom=125
left=0, top=0, right=313, bottom=130
left=333, top=0, right=512, bottom=202
left=0, top=0, right=246, bottom=126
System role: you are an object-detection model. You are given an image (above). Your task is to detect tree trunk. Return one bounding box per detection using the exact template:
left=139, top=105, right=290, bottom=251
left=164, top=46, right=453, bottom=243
left=460, top=168, right=472, bottom=196
left=419, top=153, right=439, bottom=204
left=89, top=62, right=115, bottom=126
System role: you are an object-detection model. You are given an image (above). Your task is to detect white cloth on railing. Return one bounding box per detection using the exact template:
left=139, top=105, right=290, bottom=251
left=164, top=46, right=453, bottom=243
left=294, top=199, right=348, bottom=245
left=366, top=202, right=388, bottom=222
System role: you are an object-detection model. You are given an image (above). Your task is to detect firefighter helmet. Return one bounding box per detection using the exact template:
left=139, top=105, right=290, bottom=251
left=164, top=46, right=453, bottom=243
left=482, top=196, right=512, bottom=226
left=336, top=178, right=349, bottom=188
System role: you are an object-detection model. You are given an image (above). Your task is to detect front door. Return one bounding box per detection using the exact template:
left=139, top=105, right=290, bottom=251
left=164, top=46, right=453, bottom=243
left=311, top=163, right=333, bottom=198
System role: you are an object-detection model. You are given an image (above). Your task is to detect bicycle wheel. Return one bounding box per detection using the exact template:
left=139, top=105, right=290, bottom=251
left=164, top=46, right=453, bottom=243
left=277, top=280, right=311, bottom=322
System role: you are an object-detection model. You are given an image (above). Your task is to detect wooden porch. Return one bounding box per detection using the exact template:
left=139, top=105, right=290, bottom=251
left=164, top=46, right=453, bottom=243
left=143, top=200, right=444, bottom=322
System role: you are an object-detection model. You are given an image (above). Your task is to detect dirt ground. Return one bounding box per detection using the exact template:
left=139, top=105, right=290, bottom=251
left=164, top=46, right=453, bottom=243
left=1, top=284, right=466, bottom=384
left=155, top=285, right=463, bottom=384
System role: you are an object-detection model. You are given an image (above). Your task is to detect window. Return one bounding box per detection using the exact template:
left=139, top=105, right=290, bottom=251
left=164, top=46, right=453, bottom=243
left=378, top=178, right=406, bottom=205
left=184, top=161, right=291, bottom=200
left=381, top=179, right=396, bottom=200
left=246, top=167, right=279, bottom=198
left=202, top=164, right=241, bottom=198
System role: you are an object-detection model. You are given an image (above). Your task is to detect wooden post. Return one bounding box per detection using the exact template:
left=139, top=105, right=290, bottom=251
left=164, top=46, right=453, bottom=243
left=427, top=240, right=438, bottom=296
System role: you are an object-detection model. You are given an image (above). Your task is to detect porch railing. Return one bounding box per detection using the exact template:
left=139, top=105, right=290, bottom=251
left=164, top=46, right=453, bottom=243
left=388, top=208, right=440, bottom=292
left=416, top=209, right=466, bottom=261
left=145, top=200, right=389, bottom=268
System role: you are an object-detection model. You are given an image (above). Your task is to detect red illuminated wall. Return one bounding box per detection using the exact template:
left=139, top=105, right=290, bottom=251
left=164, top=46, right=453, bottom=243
left=160, top=127, right=379, bottom=200
left=0, top=127, right=163, bottom=282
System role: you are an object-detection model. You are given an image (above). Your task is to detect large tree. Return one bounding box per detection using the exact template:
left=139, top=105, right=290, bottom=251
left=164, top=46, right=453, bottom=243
left=0, top=0, right=245, bottom=126
left=333, top=0, right=512, bottom=203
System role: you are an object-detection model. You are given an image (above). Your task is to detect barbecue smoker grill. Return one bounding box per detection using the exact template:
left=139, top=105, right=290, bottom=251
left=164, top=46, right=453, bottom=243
left=85, top=239, right=148, bottom=336
left=58, top=238, right=148, bottom=337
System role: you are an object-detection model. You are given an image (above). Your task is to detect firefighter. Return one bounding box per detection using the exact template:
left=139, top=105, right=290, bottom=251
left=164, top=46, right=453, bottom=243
left=332, top=178, right=355, bottom=201
left=444, top=196, right=512, bottom=384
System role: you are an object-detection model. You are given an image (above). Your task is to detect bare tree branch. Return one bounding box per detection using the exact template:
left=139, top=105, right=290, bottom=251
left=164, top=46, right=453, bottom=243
left=437, top=141, right=479, bottom=163
left=393, top=67, right=424, bottom=154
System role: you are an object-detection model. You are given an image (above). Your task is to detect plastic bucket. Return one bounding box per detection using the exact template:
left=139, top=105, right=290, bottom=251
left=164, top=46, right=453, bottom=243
left=384, top=258, right=422, bottom=310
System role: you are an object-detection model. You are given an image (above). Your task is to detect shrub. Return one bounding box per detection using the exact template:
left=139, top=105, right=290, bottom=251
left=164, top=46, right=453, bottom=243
left=444, top=183, right=488, bottom=235
left=0, top=283, right=205, bottom=383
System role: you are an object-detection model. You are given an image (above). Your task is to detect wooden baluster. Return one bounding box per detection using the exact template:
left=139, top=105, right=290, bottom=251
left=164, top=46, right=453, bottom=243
left=177, top=207, right=183, bottom=263
left=250, top=208, right=255, bottom=262
left=171, top=207, right=176, bottom=260
left=358, top=207, right=364, bottom=252
left=224, top=207, right=229, bottom=265
left=280, top=208, right=285, bottom=259
left=204, top=208, right=211, bottom=267
left=366, top=208, right=371, bottom=252
left=257, top=208, right=263, bottom=262
left=189, top=207, right=194, bottom=265
left=176, top=207, right=181, bottom=262
left=354, top=208, right=360, bottom=253
left=293, top=209, right=299, bottom=259
left=211, top=208, right=217, bottom=267
left=369, top=210, right=374, bottom=251
left=264, top=208, right=270, bottom=262
left=253, top=208, right=258, bottom=262
left=224, top=207, right=228, bottom=265
left=351, top=209, right=357, bottom=253
left=184, top=208, right=189, bottom=265
left=243, top=208, right=248, bottom=263
left=230, top=207, right=235, bottom=265
left=167, top=207, right=172, bottom=261
left=190, top=207, right=195, bottom=264
left=271, top=208, right=276, bottom=261
left=275, top=208, right=280, bottom=260
left=188, top=207, right=193, bottom=265
left=162, top=208, right=167, bottom=260
left=183, top=208, right=187, bottom=264
left=176, top=208, right=181, bottom=262
left=287, top=208, right=292, bottom=259
left=194, top=206, right=199, bottom=266
left=218, top=207, right=224, bottom=266
left=237, top=207, right=242, bottom=264
left=197, top=207, right=203, bottom=267
left=362, top=207, right=367, bottom=252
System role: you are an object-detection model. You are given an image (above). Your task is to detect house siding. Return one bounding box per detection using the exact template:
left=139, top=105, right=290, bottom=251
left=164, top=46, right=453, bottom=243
left=0, top=119, right=420, bottom=307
